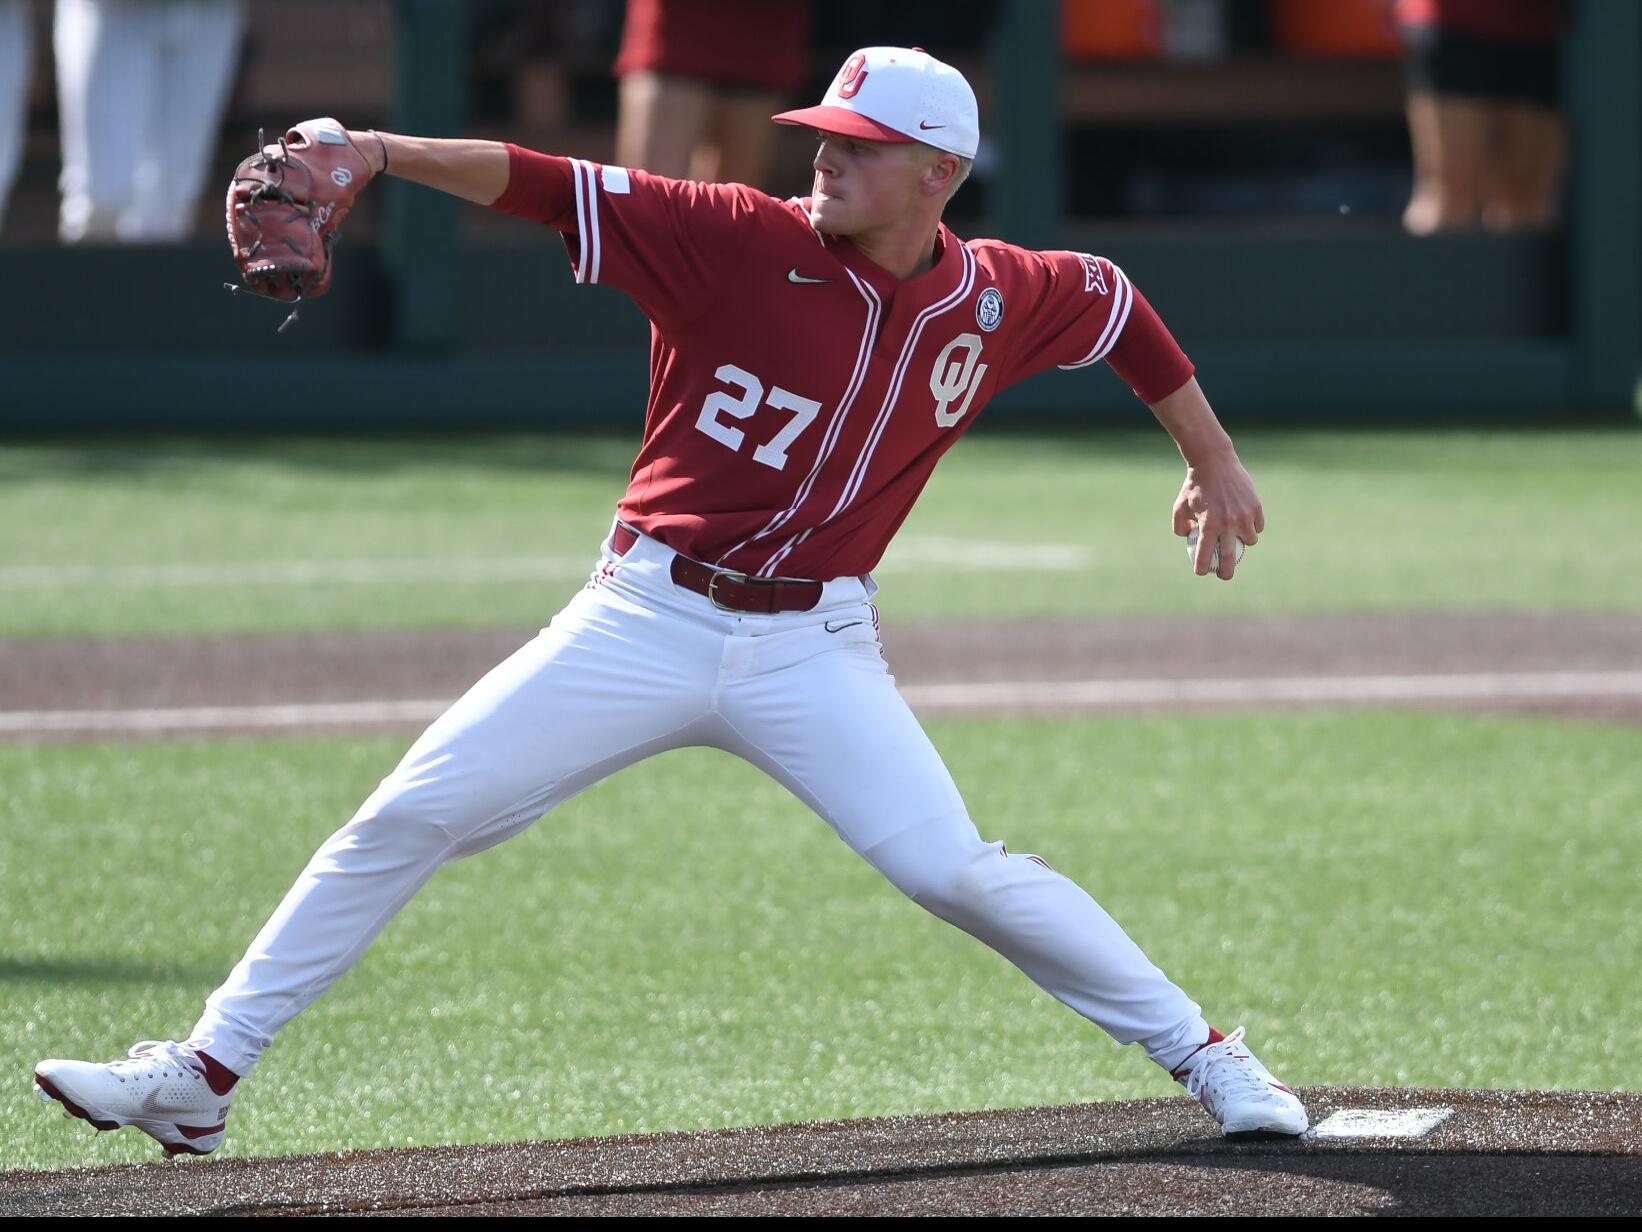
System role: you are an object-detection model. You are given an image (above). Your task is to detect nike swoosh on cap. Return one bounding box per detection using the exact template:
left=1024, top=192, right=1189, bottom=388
left=919, top=122, right=946, bottom=130
left=787, top=268, right=832, bottom=284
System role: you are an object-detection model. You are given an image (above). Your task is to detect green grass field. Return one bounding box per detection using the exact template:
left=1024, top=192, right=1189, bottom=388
left=3, top=427, right=1639, bottom=1174
left=4, top=712, right=1639, bottom=1171
left=2, top=429, right=1640, bottom=637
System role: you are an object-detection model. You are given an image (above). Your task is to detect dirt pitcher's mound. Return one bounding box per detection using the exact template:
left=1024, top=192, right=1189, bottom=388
left=3, top=1087, right=1637, bottom=1216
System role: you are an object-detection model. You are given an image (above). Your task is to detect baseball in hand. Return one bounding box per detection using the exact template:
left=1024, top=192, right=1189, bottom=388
left=1185, top=522, right=1245, bottom=572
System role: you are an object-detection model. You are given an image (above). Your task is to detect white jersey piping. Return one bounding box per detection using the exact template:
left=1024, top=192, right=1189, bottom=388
left=567, top=158, right=590, bottom=284
left=756, top=244, right=977, bottom=577
left=1057, top=263, right=1133, bottom=369
left=711, top=263, right=881, bottom=569
left=568, top=157, right=604, bottom=284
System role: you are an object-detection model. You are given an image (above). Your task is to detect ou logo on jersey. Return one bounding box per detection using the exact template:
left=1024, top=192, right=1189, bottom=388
left=930, top=333, right=988, bottom=429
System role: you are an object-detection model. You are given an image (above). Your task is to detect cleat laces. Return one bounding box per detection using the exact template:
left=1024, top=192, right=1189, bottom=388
left=1180, top=1026, right=1285, bottom=1107
left=109, top=1040, right=207, bottom=1085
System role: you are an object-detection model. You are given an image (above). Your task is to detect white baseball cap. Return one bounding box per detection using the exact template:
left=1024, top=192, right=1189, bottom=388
left=772, top=46, right=979, bottom=160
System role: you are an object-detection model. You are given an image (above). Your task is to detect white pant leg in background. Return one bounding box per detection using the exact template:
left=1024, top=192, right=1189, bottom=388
left=0, top=0, right=32, bottom=232
left=56, top=0, right=150, bottom=241
left=191, top=550, right=732, bottom=1077
left=712, top=605, right=1214, bottom=1074
left=56, top=0, right=245, bottom=242
left=130, top=0, right=244, bottom=240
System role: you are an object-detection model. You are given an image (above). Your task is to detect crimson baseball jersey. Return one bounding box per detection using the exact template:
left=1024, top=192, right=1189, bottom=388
left=492, top=146, right=1194, bottom=580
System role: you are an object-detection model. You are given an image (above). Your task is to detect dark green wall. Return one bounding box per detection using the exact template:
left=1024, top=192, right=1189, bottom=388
left=0, top=0, right=1635, bottom=432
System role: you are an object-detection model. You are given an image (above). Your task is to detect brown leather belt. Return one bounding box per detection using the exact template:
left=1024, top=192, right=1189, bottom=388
left=611, top=523, right=824, bottom=614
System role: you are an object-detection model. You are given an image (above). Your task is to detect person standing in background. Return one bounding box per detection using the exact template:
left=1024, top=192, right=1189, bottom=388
left=614, top=0, right=813, bottom=191
left=1397, top=0, right=1569, bottom=235
left=55, top=0, right=246, bottom=243
left=0, top=0, right=32, bottom=234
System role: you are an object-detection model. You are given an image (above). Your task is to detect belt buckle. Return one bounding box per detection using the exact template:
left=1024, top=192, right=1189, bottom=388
left=706, top=567, right=754, bottom=612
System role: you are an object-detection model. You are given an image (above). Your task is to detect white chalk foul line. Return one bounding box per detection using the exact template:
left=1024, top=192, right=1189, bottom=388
left=0, top=700, right=452, bottom=733
left=900, top=670, right=1642, bottom=710
left=880, top=535, right=1092, bottom=570
left=0, top=559, right=588, bottom=588
left=0, top=537, right=1092, bottom=591
left=2, top=671, right=1638, bottom=735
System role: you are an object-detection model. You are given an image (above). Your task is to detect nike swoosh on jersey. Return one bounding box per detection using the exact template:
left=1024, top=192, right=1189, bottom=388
left=787, top=268, right=833, bottom=284
left=824, top=620, right=865, bottom=633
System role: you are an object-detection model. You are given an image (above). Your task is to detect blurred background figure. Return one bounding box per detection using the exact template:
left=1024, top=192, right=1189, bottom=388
left=55, top=0, right=246, bottom=244
left=0, top=0, right=31, bottom=233
left=470, top=0, right=578, bottom=153
left=1397, top=0, right=1569, bottom=235
left=613, top=0, right=814, bottom=190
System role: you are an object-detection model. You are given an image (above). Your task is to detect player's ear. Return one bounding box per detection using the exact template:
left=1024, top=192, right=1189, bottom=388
left=924, top=150, right=959, bottom=198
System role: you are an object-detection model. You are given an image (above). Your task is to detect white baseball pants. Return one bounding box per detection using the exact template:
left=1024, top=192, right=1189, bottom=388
left=193, top=529, right=1212, bottom=1078
left=55, top=0, right=245, bottom=243
left=0, top=0, right=31, bottom=232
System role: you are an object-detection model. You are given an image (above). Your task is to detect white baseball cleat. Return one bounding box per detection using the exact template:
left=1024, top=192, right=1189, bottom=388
left=1171, top=1025, right=1309, bottom=1137
left=34, top=1039, right=236, bottom=1157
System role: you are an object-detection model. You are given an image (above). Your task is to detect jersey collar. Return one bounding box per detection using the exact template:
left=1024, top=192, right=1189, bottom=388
left=796, top=199, right=966, bottom=303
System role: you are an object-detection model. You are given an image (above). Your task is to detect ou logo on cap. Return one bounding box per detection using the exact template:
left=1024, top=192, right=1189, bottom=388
left=838, top=52, right=868, bottom=99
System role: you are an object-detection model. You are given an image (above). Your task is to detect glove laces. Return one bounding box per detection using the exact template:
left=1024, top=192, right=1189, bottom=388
left=223, top=126, right=317, bottom=333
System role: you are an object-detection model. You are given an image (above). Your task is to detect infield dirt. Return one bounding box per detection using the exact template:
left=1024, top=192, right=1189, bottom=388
left=4, top=1087, right=1638, bottom=1215
left=4, top=611, right=1640, bottom=741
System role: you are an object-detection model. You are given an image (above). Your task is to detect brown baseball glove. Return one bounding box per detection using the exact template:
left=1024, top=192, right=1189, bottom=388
left=225, top=118, right=374, bottom=331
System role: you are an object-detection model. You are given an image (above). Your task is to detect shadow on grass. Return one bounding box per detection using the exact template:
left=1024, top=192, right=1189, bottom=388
left=959, top=423, right=1642, bottom=473
left=2, top=426, right=1637, bottom=488
left=0, top=433, right=640, bottom=485
left=0, top=956, right=220, bottom=986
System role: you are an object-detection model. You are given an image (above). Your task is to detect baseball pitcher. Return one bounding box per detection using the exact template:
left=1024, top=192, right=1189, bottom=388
left=35, top=47, right=1300, bottom=1158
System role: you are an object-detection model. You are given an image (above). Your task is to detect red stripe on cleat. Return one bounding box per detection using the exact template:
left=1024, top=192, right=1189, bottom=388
left=34, top=1074, right=119, bottom=1132
left=162, top=1140, right=215, bottom=1157
left=175, top=1121, right=226, bottom=1140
